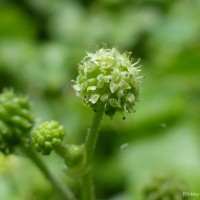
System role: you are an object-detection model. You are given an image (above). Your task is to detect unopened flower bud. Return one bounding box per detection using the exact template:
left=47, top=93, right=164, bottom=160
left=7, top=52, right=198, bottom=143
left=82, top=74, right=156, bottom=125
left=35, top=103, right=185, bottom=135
left=64, top=144, right=86, bottom=171
left=32, top=120, right=66, bottom=155
left=0, top=89, right=34, bottom=154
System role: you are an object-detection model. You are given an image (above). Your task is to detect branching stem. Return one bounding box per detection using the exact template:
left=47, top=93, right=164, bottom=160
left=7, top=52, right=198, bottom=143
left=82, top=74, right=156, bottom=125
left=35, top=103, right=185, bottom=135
left=22, top=147, right=76, bottom=200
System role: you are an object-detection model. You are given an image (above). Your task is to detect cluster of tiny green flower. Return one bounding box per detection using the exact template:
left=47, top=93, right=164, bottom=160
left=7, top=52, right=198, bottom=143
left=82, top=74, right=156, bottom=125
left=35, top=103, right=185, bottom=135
left=143, top=175, right=188, bottom=200
left=32, top=120, right=66, bottom=155
left=72, top=47, right=142, bottom=116
left=0, top=90, right=34, bottom=154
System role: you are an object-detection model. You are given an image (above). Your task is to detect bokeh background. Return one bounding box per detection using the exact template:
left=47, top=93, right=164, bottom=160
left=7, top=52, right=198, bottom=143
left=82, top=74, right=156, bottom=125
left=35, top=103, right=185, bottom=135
left=0, top=0, right=200, bottom=199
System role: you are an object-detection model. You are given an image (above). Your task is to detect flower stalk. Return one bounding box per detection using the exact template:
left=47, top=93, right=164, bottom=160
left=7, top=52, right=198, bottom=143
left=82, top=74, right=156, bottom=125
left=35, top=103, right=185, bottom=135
left=85, top=103, right=105, bottom=163
left=81, top=103, right=105, bottom=200
left=22, top=146, right=76, bottom=200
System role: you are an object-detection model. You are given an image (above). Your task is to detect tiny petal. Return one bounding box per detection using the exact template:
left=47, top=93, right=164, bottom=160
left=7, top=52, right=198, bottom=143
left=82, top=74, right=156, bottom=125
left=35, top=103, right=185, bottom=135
left=110, top=82, right=118, bottom=93
left=119, top=80, right=131, bottom=90
left=109, top=98, right=121, bottom=108
left=103, top=75, right=112, bottom=83
left=97, top=74, right=103, bottom=80
left=87, top=86, right=97, bottom=91
left=127, top=93, right=135, bottom=103
left=117, top=89, right=124, bottom=99
left=97, top=79, right=105, bottom=88
left=100, top=94, right=108, bottom=102
left=89, top=94, right=100, bottom=104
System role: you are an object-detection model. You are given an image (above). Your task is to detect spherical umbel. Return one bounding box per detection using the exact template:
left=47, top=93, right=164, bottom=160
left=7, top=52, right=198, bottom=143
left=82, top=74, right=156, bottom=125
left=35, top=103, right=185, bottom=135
left=72, top=47, right=143, bottom=116
left=0, top=89, right=34, bottom=154
left=32, top=120, right=66, bottom=155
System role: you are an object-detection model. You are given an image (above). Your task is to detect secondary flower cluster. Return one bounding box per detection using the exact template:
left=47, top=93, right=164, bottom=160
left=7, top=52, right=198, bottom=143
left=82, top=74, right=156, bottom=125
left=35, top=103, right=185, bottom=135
left=72, top=47, right=142, bottom=116
left=0, top=90, right=34, bottom=154
left=32, top=120, right=66, bottom=155
left=143, top=174, right=188, bottom=200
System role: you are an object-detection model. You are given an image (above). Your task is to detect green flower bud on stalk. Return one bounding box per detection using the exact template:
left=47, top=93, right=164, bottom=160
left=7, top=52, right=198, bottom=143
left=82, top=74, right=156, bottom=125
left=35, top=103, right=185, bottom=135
left=32, top=121, right=65, bottom=155
left=63, top=144, right=86, bottom=171
left=72, top=47, right=143, bottom=116
left=143, top=174, right=189, bottom=200
left=0, top=89, right=34, bottom=154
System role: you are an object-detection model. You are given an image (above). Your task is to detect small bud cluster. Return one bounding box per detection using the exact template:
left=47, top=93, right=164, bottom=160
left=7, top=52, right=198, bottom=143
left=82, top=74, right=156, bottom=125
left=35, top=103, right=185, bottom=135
left=143, top=174, right=188, bottom=200
left=72, top=47, right=142, bottom=116
left=32, top=121, right=66, bottom=155
left=0, top=90, right=34, bottom=154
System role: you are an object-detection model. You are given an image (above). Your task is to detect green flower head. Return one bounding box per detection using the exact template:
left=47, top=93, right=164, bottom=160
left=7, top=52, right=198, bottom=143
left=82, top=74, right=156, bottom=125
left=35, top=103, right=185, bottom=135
left=72, top=47, right=143, bottom=116
left=143, top=174, right=189, bottom=200
left=32, top=120, right=66, bottom=155
left=0, top=89, right=34, bottom=154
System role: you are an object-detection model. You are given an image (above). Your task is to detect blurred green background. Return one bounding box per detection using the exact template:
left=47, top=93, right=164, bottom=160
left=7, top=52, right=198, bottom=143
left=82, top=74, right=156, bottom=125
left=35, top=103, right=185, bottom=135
left=0, top=0, right=200, bottom=199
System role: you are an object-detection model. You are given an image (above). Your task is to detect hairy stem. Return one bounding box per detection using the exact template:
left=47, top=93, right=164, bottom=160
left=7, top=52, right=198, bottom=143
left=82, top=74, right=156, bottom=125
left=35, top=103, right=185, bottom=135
left=81, top=104, right=105, bottom=200
left=22, top=147, right=76, bottom=200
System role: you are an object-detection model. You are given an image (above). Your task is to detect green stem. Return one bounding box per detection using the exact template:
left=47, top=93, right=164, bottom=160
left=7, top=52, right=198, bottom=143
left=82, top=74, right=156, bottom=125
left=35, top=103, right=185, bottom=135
left=81, top=104, right=105, bottom=200
left=80, top=172, right=94, bottom=200
left=85, top=104, right=105, bottom=162
left=55, top=145, right=68, bottom=160
left=22, top=147, right=76, bottom=200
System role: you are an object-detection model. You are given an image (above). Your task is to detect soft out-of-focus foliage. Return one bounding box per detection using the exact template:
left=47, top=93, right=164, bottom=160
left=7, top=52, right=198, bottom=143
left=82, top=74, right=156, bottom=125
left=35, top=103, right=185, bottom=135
left=0, top=0, right=200, bottom=199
